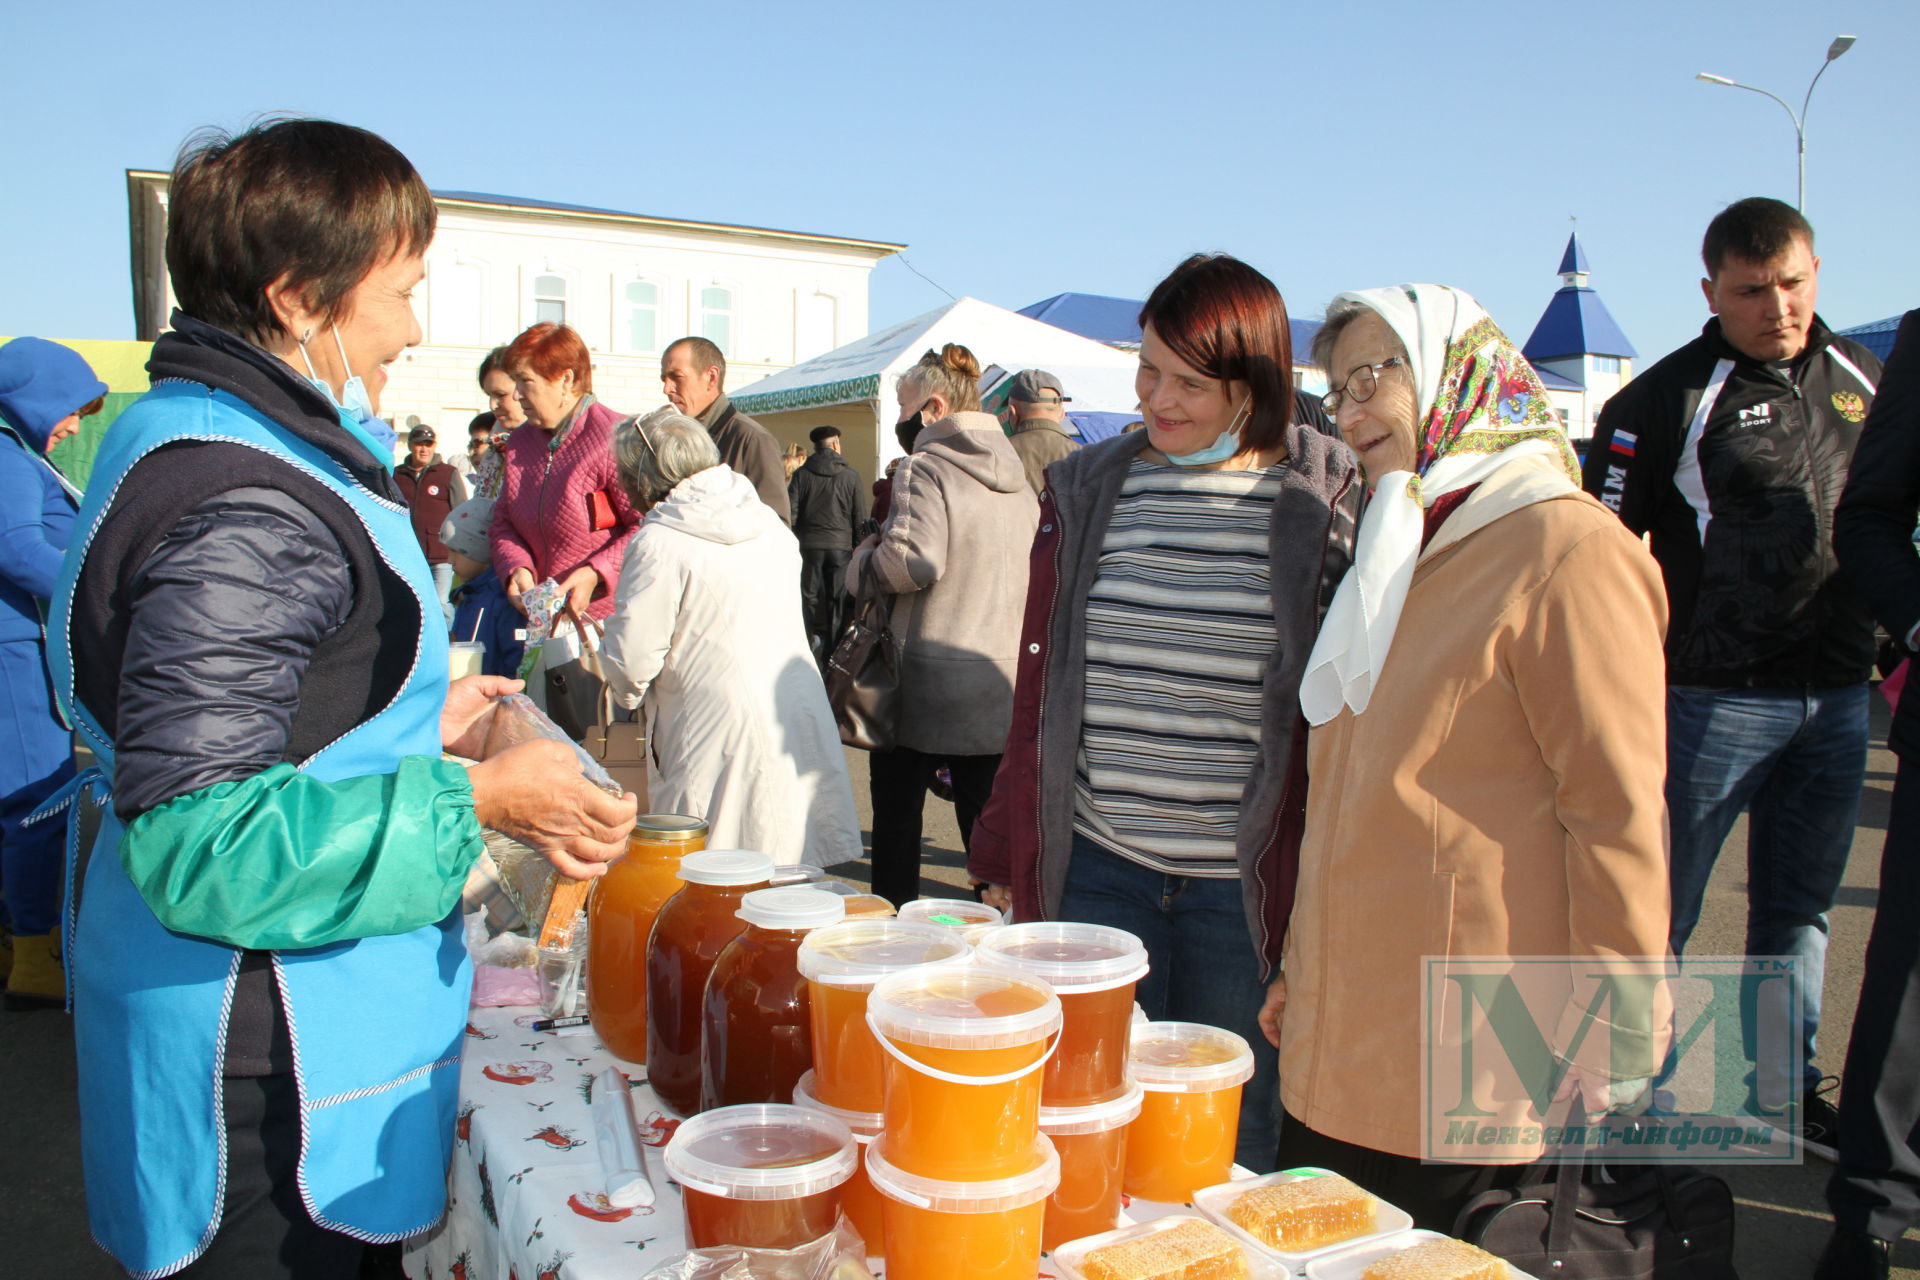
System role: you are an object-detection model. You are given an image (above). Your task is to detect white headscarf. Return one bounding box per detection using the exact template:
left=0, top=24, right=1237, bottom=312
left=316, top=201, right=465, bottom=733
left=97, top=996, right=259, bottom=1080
left=1299, top=284, right=1580, bottom=725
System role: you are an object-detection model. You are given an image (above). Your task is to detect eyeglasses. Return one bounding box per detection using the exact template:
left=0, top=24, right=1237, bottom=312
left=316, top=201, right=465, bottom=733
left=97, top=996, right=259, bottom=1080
left=1322, top=356, right=1406, bottom=416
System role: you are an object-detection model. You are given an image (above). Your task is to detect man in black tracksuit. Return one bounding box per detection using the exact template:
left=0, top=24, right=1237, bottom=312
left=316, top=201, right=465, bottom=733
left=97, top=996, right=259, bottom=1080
left=788, top=424, right=861, bottom=651
left=1583, top=198, right=1881, bottom=1159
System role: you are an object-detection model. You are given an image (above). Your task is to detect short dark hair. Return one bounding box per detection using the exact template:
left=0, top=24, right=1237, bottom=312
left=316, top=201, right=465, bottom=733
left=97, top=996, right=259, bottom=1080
left=809, top=425, right=841, bottom=447
left=1138, top=253, right=1294, bottom=453
left=665, top=336, right=727, bottom=386
left=478, top=346, right=515, bottom=386
left=469, top=411, right=496, bottom=435
left=1702, top=197, right=1814, bottom=278
left=166, top=118, right=435, bottom=347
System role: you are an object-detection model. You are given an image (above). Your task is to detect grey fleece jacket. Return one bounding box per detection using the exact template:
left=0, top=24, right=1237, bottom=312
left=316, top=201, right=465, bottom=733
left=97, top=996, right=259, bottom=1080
left=848, top=411, right=1041, bottom=755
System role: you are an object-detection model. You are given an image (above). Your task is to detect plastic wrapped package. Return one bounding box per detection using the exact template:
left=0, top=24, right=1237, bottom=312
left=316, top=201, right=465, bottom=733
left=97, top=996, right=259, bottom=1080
left=639, top=1215, right=874, bottom=1280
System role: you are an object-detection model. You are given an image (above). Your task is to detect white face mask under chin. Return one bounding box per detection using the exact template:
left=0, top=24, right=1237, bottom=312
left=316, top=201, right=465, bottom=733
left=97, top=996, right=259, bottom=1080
left=1162, top=395, right=1254, bottom=467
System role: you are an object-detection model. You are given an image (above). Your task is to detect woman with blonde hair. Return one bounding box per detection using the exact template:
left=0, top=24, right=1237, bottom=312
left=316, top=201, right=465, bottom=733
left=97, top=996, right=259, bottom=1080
left=850, top=344, right=1039, bottom=904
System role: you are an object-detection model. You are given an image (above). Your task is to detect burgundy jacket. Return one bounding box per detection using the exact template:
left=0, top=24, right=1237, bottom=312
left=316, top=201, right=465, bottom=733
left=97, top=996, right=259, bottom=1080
left=966, top=426, right=1360, bottom=979
left=393, top=456, right=465, bottom=564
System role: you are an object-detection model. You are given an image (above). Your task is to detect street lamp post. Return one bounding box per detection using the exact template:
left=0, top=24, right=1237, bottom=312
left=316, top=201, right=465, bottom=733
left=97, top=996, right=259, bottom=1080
left=1697, top=34, right=1857, bottom=212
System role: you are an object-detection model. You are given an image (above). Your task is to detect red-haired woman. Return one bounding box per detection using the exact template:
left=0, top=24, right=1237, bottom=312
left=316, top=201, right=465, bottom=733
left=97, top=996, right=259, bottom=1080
left=968, top=254, right=1361, bottom=1172
left=489, top=321, right=641, bottom=738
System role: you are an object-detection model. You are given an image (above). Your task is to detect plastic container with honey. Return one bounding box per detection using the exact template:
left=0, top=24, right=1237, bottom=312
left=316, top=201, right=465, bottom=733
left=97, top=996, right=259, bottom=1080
left=587, top=814, right=707, bottom=1062
left=865, top=965, right=1061, bottom=1180
left=896, top=897, right=1006, bottom=942
left=1037, top=1081, right=1144, bottom=1250
left=662, top=1103, right=856, bottom=1250
left=790, top=1069, right=887, bottom=1259
left=974, top=922, right=1148, bottom=1106
left=795, top=920, right=971, bottom=1114
left=1123, top=1022, right=1256, bottom=1204
left=865, top=1134, right=1058, bottom=1280
left=699, top=887, right=846, bottom=1111
left=645, top=850, right=775, bottom=1116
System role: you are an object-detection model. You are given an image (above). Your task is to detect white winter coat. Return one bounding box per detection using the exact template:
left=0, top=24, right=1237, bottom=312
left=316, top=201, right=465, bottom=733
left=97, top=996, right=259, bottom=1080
left=601, top=465, right=863, bottom=867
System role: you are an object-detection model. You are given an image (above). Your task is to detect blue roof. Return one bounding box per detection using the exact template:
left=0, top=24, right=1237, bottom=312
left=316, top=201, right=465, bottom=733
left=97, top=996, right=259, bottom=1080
left=1837, top=315, right=1903, bottom=362
left=1020, top=292, right=1323, bottom=363
left=1523, top=288, right=1637, bottom=362
left=1557, top=233, right=1590, bottom=276
left=1535, top=367, right=1584, bottom=392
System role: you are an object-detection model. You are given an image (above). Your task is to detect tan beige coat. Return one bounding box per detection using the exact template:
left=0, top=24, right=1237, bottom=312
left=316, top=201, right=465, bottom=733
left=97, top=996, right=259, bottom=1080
left=1280, top=454, right=1671, bottom=1162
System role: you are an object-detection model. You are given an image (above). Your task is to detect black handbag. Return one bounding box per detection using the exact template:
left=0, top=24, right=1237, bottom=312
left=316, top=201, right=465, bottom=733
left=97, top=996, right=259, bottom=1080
left=824, top=569, right=900, bottom=752
left=1455, top=1137, right=1736, bottom=1280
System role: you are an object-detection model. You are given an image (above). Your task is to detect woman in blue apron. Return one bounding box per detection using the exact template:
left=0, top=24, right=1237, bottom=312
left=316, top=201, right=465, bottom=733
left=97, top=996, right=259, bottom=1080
left=48, top=118, right=637, bottom=1279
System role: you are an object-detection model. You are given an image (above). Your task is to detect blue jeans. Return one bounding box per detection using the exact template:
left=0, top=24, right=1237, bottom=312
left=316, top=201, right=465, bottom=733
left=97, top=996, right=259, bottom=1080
left=431, top=562, right=455, bottom=628
left=1058, top=833, right=1279, bottom=1173
left=1666, top=683, right=1867, bottom=1104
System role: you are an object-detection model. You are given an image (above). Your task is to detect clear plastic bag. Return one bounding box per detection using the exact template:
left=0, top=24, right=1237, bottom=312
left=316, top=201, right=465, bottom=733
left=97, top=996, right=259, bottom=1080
left=640, top=1216, right=875, bottom=1280
left=477, top=692, right=623, bottom=796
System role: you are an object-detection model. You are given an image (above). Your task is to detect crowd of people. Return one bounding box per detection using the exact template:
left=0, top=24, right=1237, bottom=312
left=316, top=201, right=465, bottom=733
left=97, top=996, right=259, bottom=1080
left=0, top=114, right=1915, bottom=1280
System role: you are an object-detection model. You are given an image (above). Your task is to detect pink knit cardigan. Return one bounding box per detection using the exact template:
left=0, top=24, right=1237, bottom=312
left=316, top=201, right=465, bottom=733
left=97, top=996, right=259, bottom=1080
left=488, top=398, right=640, bottom=621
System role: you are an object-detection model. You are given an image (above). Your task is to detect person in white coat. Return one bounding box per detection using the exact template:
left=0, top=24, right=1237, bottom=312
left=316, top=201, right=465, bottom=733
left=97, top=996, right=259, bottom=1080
left=603, top=407, right=862, bottom=866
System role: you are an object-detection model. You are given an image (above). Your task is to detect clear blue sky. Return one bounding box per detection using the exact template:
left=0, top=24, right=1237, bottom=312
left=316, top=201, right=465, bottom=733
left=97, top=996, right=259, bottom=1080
left=4, top=0, right=1913, bottom=368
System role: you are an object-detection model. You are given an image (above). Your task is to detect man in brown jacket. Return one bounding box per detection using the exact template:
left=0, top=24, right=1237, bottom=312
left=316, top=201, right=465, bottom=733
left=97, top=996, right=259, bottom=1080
left=1003, top=368, right=1080, bottom=495
left=661, top=336, right=791, bottom=523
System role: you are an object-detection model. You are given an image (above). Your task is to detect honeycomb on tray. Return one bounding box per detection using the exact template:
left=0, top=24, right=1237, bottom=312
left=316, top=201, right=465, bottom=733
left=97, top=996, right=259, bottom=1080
left=1080, top=1219, right=1249, bottom=1280
left=1360, top=1238, right=1505, bottom=1280
left=1225, top=1174, right=1377, bottom=1251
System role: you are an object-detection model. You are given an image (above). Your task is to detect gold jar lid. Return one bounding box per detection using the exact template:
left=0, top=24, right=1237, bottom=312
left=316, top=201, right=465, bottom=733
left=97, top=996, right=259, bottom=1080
left=630, top=814, right=709, bottom=844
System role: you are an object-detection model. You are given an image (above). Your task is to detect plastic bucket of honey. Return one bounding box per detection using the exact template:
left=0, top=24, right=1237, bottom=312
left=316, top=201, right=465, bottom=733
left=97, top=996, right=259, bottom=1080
left=896, top=897, right=1006, bottom=942
left=662, top=1103, right=856, bottom=1250
left=790, top=1069, right=887, bottom=1259
left=865, top=966, right=1062, bottom=1180
left=1123, top=1022, right=1255, bottom=1203
left=973, top=922, right=1149, bottom=1105
left=865, top=1134, right=1059, bottom=1280
left=1037, top=1082, right=1144, bottom=1250
left=797, top=920, right=971, bottom=1114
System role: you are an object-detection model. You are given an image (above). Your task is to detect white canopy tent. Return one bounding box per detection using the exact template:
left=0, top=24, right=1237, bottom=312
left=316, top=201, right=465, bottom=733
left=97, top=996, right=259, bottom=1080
left=729, top=296, right=1141, bottom=483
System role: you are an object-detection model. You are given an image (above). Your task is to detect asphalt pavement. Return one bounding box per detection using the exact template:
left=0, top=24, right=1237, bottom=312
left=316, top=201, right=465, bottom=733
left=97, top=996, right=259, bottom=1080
left=5, top=718, right=1917, bottom=1278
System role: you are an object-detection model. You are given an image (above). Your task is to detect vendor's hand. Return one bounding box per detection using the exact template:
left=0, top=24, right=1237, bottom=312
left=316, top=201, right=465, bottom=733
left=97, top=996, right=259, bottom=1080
left=974, top=881, right=1012, bottom=914
left=467, top=740, right=637, bottom=879
left=1257, top=973, right=1288, bottom=1050
left=506, top=567, right=536, bottom=616
left=442, top=675, right=525, bottom=758
left=1554, top=1065, right=1651, bottom=1119
left=558, top=565, right=599, bottom=620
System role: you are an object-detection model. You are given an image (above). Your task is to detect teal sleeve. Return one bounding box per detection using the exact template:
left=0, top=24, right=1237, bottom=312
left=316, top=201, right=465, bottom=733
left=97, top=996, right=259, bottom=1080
left=118, top=755, right=486, bottom=951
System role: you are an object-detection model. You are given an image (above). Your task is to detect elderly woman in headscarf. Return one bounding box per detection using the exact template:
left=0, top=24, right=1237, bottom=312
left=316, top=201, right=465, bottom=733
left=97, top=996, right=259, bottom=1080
left=1260, top=285, right=1671, bottom=1229
left=601, top=408, right=862, bottom=867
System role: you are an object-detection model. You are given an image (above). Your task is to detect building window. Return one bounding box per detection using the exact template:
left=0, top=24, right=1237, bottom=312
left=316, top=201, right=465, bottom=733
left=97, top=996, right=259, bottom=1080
left=1593, top=355, right=1622, bottom=374
left=699, top=285, right=733, bottom=352
left=623, top=280, right=660, bottom=353
left=534, top=273, right=568, bottom=327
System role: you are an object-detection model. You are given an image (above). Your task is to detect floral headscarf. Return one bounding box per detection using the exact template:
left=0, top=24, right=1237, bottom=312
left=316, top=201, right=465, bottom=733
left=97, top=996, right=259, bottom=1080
left=1300, top=284, right=1579, bottom=724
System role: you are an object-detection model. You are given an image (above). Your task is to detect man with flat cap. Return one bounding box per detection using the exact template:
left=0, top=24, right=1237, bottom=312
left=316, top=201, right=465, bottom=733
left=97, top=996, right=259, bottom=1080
left=1005, top=368, right=1080, bottom=495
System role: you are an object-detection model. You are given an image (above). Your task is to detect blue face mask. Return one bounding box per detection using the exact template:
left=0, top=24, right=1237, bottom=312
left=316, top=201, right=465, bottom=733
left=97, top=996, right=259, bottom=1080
left=299, top=326, right=398, bottom=462
left=1162, top=396, right=1253, bottom=467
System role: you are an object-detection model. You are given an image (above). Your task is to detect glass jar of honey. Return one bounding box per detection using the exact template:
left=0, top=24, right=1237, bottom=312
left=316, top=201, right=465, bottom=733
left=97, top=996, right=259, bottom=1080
left=587, top=814, right=707, bottom=1062
left=700, top=887, right=846, bottom=1111
left=645, top=850, right=775, bottom=1116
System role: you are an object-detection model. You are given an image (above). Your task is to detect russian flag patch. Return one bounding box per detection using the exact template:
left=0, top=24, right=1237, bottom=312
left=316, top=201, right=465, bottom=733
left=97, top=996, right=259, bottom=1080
left=1610, top=431, right=1638, bottom=457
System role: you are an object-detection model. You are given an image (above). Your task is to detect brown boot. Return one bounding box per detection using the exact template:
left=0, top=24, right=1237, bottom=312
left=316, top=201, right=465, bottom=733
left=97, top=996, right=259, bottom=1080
left=4, top=929, right=63, bottom=1011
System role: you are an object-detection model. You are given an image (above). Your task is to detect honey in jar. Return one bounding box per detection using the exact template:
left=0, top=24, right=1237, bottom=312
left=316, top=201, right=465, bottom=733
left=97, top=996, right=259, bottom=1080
left=700, top=887, right=846, bottom=1111
left=974, top=922, right=1148, bottom=1106
left=645, top=850, right=774, bottom=1116
left=865, top=1134, right=1059, bottom=1280
left=1122, top=1021, right=1255, bottom=1203
left=1037, top=1084, right=1142, bottom=1249
left=587, top=814, right=707, bottom=1062
left=663, top=1103, right=856, bottom=1250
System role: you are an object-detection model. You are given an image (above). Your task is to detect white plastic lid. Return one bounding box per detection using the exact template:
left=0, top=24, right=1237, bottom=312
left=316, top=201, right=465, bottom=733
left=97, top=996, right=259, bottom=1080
left=1128, top=1021, right=1256, bottom=1092
left=796, top=920, right=970, bottom=988
left=676, top=849, right=777, bottom=886
left=790, top=1069, right=882, bottom=1141
left=1038, top=1080, right=1145, bottom=1135
left=975, top=922, right=1149, bottom=992
left=865, top=1134, right=1059, bottom=1213
left=737, top=887, right=846, bottom=931
left=896, top=898, right=1006, bottom=930
left=662, top=1103, right=856, bottom=1200
left=867, top=965, right=1062, bottom=1050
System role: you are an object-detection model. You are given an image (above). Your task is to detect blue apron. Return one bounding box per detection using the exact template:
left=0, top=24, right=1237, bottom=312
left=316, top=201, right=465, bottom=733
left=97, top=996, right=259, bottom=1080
left=44, top=380, right=470, bottom=1277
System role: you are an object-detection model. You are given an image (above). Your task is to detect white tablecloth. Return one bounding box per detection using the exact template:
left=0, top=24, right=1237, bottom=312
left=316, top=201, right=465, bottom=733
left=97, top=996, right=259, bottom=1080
left=404, top=1004, right=687, bottom=1280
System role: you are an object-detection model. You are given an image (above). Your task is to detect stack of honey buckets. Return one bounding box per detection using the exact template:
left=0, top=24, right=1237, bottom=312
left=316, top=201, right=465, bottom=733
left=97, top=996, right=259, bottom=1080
left=585, top=814, right=1258, bottom=1279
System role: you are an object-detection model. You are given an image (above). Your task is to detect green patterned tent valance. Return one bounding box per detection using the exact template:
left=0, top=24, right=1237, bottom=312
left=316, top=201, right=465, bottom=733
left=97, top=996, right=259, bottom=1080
left=731, top=374, right=881, bottom=415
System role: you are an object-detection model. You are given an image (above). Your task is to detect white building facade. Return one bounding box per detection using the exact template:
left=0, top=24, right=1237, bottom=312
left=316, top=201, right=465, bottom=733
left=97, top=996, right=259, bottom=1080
left=127, top=174, right=903, bottom=440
